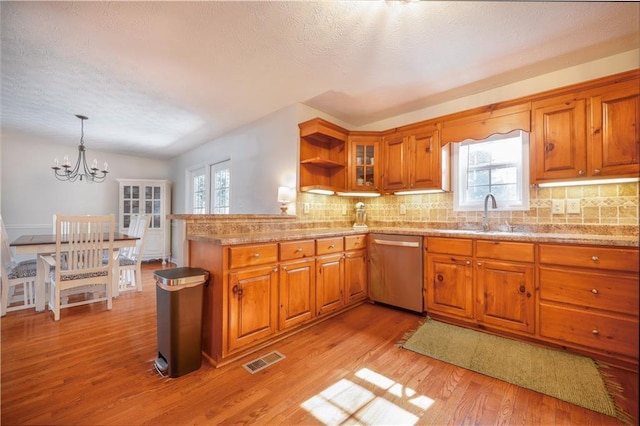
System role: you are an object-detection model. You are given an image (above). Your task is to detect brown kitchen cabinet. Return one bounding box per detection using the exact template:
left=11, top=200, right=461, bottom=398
left=278, top=257, right=315, bottom=330
left=344, top=235, right=368, bottom=306
left=228, top=264, right=279, bottom=352
left=538, top=243, right=639, bottom=364
left=425, top=237, right=474, bottom=320
left=475, top=240, right=535, bottom=335
left=299, top=117, right=348, bottom=193
left=382, top=122, right=442, bottom=192
left=588, top=79, right=640, bottom=177
left=531, top=72, right=640, bottom=184
left=315, top=237, right=345, bottom=316
left=347, top=132, right=381, bottom=192
left=278, top=239, right=315, bottom=330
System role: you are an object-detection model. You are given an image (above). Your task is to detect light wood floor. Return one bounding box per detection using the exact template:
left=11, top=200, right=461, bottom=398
left=2, top=262, right=638, bottom=425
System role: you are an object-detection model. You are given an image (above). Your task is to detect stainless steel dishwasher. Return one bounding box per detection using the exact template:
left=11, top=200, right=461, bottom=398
left=368, top=233, right=424, bottom=313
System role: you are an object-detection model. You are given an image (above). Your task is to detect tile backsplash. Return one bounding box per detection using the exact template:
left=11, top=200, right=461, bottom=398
left=296, top=182, right=639, bottom=236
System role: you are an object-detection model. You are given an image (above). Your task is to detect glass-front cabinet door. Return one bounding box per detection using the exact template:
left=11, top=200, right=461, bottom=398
left=348, top=132, right=380, bottom=193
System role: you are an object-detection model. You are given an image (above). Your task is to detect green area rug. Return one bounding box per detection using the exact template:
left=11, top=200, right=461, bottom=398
left=400, top=318, right=630, bottom=423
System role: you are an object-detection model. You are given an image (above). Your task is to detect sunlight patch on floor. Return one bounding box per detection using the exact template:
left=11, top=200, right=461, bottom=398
left=301, top=368, right=434, bottom=425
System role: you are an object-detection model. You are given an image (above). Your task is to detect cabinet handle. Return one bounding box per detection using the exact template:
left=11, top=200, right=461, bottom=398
left=295, top=247, right=303, bottom=252
left=253, top=253, right=260, bottom=258
left=591, top=256, right=599, bottom=262
left=329, top=244, right=335, bottom=249
left=465, top=260, right=471, bottom=266
left=592, top=329, right=599, bottom=335
left=545, top=142, right=555, bottom=152
left=425, top=144, right=431, bottom=153
left=578, top=170, right=585, bottom=175
left=436, top=274, right=444, bottom=282
left=232, top=285, right=243, bottom=297
left=273, top=267, right=278, bottom=272
left=519, top=285, right=526, bottom=293
left=477, top=262, right=482, bottom=267
left=591, top=288, right=599, bottom=294
left=282, top=266, right=287, bottom=271
left=593, top=169, right=601, bottom=174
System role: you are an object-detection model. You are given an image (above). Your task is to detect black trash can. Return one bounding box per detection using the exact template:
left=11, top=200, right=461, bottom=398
left=154, top=267, right=209, bottom=378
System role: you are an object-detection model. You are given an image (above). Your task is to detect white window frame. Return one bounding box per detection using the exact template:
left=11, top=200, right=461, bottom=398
left=210, top=159, right=231, bottom=214
left=186, top=158, right=232, bottom=214
left=453, top=130, right=530, bottom=212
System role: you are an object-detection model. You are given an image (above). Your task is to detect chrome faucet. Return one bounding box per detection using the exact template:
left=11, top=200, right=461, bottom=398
left=482, top=193, right=498, bottom=231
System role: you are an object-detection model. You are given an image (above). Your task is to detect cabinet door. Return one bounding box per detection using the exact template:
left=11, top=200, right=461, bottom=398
left=409, top=129, right=441, bottom=189
left=382, top=132, right=408, bottom=190
left=476, top=260, right=535, bottom=334
left=344, top=249, right=367, bottom=305
left=228, top=265, right=278, bottom=352
left=279, top=258, right=315, bottom=330
left=348, top=133, right=381, bottom=192
left=589, top=81, right=640, bottom=177
left=532, top=96, right=587, bottom=182
left=425, top=254, right=473, bottom=319
left=316, top=254, right=344, bottom=316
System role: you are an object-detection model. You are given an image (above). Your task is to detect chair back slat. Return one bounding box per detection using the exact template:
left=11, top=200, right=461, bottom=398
left=56, top=215, right=115, bottom=276
left=1, top=214, right=16, bottom=272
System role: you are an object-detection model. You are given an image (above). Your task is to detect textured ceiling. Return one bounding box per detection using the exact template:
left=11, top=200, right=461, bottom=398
left=1, top=1, right=639, bottom=160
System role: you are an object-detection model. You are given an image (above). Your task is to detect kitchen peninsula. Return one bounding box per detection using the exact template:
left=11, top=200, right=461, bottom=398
left=171, top=214, right=639, bottom=371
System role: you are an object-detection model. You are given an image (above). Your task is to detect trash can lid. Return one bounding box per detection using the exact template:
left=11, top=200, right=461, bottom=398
left=154, top=267, right=209, bottom=286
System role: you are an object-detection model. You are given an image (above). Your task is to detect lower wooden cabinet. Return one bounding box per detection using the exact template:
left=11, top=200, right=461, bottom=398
left=279, top=258, right=315, bottom=330
left=538, top=243, right=639, bottom=363
left=316, top=253, right=344, bottom=316
left=191, top=234, right=368, bottom=368
left=475, top=240, right=535, bottom=335
left=228, top=264, right=278, bottom=352
left=425, top=237, right=474, bottom=319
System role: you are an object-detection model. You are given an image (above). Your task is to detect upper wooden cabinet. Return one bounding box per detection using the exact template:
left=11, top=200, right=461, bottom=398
left=531, top=72, right=639, bottom=184
left=347, top=132, right=381, bottom=193
left=299, top=118, right=348, bottom=193
left=588, top=79, right=640, bottom=177
left=382, top=123, right=442, bottom=192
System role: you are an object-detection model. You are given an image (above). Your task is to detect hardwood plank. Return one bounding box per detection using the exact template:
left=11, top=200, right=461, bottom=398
left=1, top=262, right=637, bottom=425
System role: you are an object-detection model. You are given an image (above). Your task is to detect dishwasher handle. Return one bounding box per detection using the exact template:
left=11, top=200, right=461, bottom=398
left=373, top=239, right=421, bottom=248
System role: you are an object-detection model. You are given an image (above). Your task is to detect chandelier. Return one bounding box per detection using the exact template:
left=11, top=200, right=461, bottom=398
left=52, top=114, right=109, bottom=183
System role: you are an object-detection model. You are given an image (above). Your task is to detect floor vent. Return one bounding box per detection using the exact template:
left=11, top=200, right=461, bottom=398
left=242, top=351, right=285, bottom=374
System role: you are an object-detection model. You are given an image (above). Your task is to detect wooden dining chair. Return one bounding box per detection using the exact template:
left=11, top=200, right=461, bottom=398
left=118, top=214, right=151, bottom=293
left=1, top=215, right=37, bottom=316
left=48, top=214, right=115, bottom=321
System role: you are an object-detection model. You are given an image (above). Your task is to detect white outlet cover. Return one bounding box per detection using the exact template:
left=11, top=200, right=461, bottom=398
left=551, top=199, right=565, bottom=214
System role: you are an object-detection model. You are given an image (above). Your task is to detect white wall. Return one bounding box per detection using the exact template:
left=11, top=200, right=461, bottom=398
left=1, top=128, right=170, bottom=243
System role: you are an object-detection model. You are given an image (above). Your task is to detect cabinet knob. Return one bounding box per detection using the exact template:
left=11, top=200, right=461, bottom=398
left=592, top=329, right=599, bottom=335
left=591, top=256, right=599, bottom=262
left=593, top=169, right=601, bottom=174
left=329, top=244, right=335, bottom=249
left=545, top=142, right=555, bottom=152
left=465, top=260, right=471, bottom=266
left=591, top=288, right=599, bottom=294
left=232, top=285, right=243, bottom=297
left=578, top=170, right=585, bottom=175
left=477, top=262, right=482, bottom=267
left=253, top=253, right=260, bottom=258
left=273, top=267, right=278, bottom=272
left=295, top=247, right=303, bottom=252
left=436, top=274, right=444, bottom=282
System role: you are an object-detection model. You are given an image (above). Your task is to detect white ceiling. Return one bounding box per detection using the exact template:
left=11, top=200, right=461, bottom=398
left=1, top=1, right=639, bottom=160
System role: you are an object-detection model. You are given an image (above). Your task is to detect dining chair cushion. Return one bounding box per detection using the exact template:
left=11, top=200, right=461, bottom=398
left=50, top=269, right=109, bottom=282
left=7, top=260, right=37, bottom=280
left=118, top=256, right=137, bottom=267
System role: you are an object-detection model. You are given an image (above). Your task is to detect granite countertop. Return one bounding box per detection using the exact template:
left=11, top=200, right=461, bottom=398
left=188, top=227, right=639, bottom=248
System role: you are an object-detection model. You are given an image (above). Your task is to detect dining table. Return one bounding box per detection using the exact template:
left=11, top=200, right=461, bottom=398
left=10, top=232, right=139, bottom=311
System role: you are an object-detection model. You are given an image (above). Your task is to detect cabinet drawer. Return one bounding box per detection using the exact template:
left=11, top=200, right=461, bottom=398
left=539, top=302, right=639, bottom=358
left=539, top=267, right=639, bottom=316
left=539, top=244, right=639, bottom=273
left=476, top=240, right=534, bottom=263
left=345, top=235, right=367, bottom=251
left=316, top=237, right=344, bottom=255
left=279, top=240, right=315, bottom=261
left=228, top=244, right=278, bottom=269
left=426, top=237, right=472, bottom=256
